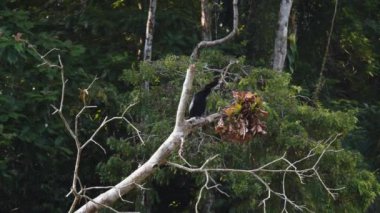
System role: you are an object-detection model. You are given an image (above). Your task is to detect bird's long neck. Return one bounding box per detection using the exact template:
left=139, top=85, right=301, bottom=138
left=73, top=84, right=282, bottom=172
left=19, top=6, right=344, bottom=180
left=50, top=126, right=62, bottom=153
left=201, top=78, right=219, bottom=95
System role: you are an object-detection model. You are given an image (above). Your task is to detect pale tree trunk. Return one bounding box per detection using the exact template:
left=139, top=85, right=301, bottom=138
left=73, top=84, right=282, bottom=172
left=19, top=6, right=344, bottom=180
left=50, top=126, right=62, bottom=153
left=74, top=0, right=239, bottom=211
left=201, top=0, right=212, bottom=41
left=273, top=0, right=293, bottom=72
left=143, top=0, right=157, bottom=61
left=143, top=0, right=157, bottom=91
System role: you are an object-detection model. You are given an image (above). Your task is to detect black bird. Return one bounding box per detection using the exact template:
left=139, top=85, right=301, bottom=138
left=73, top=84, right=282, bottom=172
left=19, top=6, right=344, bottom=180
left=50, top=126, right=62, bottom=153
left=189, top=78, right=219, bottom=118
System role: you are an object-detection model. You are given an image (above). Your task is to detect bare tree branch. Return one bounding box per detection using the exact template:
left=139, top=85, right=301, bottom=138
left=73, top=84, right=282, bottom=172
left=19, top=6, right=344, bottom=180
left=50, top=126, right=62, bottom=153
left=23, top=41, right=146, bottom=212
left=191, top=0, right=239, bottom=61
left=167, top=134, right=343, bottom=212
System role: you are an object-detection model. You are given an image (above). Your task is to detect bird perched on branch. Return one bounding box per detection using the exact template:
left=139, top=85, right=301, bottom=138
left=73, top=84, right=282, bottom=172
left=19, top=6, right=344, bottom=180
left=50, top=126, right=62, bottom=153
left=189, top=78, right=219, bottom=118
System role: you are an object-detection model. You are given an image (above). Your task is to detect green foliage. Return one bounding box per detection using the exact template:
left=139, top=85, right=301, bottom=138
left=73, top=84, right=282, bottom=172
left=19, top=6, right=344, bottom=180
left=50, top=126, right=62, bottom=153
left=0, top=6, right=131, bottom=212
left=294, top=0, right=380, bottom=102
left=287, top=33, right=298, bottom=73
left=343, top=104, right=380, bottom=169
left=220, top=68, right=379, bottom=212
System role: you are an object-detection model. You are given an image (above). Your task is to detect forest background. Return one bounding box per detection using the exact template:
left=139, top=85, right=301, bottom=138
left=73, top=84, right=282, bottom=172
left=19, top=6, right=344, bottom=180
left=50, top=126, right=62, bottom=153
left=1, top=0, right=380, bottom=212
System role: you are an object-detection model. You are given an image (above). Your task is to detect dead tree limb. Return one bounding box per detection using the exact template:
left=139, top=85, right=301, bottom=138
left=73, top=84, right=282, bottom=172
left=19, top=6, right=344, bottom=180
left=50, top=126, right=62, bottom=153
left=168, top=134, right=344, bottom=212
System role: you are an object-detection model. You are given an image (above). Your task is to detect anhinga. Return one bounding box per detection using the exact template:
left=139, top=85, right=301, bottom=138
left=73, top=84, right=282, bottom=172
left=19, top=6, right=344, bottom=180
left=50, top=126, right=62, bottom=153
left=188, top=78, right=219, bottom=118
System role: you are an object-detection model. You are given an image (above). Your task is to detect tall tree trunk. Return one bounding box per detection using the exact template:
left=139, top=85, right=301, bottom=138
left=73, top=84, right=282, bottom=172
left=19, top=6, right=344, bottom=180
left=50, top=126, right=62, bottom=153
left=143, top=0, right=157, bottom=91
left=143, top=0, right=157, bottom=61
left=312, top=0, right=338, bottom=102
left=201, top=0, right=212, bottom=41
left=273, top=0, right=293, bottom=72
